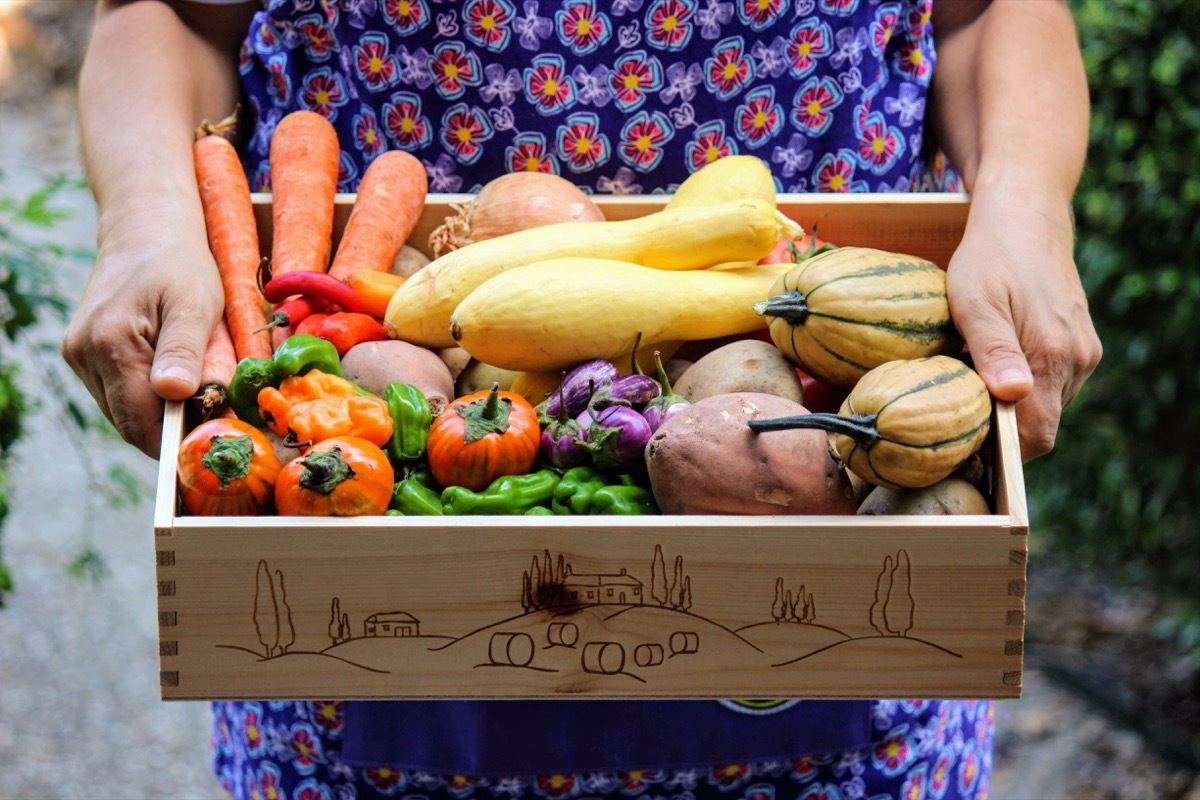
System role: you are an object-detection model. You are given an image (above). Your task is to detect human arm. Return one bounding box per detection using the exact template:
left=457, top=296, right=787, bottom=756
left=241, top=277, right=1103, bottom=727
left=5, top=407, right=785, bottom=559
left=931, top=0, right=1103, bottom=460
left=61, top=0, right=257, bottom=458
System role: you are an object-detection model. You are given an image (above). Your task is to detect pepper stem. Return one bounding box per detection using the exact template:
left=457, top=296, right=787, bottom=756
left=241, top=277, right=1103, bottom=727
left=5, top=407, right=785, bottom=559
left=752, top=290, right=810, bottom=322
left=298, top=446, right=357, bottom=495
left=747, top=412, right=881, bottom=449
left=201, top=435, right=254, bottom=486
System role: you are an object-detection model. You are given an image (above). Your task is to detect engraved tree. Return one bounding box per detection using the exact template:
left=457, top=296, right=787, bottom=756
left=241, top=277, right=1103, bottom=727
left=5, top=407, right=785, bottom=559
left=870, top=549, right=915, bottom=637
left=650, top=545, right=669, bottom=606
left=253, top=560, right=281, bottom=657
left=328, top=597, right=351, bottom=645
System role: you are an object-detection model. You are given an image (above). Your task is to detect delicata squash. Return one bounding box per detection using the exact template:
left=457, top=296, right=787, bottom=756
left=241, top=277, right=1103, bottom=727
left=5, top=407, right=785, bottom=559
left=754, top=246, right=960, bottom=389
left=747, top=356, right=993, bottom=489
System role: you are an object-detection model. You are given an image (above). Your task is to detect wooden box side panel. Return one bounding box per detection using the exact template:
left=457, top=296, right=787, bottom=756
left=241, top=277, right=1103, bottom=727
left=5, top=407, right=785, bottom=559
left=157, top=515, right=1025, bottom=701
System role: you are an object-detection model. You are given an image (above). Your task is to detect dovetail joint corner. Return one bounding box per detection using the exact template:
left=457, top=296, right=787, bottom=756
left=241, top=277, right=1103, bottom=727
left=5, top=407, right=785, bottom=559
left=160, top=671, right=180, bottom=687
left=156, top=550, right=176, bottom=567
left=158, top=611, right=178, bottom=627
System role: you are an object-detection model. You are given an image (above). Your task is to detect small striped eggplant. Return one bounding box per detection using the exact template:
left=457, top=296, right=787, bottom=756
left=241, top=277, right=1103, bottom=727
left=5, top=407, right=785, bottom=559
left=642, top=350, right=688, bottom=432
left=538, top=382, right=590, bottom=469
left=536, top=358, right=619, bottom=422
left=577, top=404, right=653, bottom=470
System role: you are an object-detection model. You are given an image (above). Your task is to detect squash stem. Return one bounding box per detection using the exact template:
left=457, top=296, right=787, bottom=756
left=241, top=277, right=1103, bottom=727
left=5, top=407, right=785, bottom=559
left=747, top=412, right=881, bottom=448
left=753, top=291, right=810, bottom=323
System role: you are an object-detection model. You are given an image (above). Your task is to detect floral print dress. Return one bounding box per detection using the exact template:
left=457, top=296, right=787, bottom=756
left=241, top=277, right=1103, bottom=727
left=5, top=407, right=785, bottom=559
left=236, top=0, right=962, bottom=194
left=215, top=1, right=985, bottom=798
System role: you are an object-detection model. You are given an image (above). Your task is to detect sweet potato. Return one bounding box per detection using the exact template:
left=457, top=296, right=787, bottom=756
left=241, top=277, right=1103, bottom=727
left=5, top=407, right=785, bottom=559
left=673, top=339, right=804, bottom=404
left=645, top=392, right=855, bottom=515
left=341, top=339, right=455, bottom=414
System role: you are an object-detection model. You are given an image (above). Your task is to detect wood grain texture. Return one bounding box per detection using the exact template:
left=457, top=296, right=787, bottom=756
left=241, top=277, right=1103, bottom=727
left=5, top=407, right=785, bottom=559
left=158, top=193, right=1025, bottom=701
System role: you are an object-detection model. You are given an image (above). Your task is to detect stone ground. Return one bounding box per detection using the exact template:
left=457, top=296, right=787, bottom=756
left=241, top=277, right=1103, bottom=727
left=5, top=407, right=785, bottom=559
left=1, top=10, right=1197, bottom=800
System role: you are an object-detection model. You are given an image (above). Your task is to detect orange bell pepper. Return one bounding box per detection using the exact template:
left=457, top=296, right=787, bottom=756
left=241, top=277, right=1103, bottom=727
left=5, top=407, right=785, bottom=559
left=257, top=371, right=392, bottom=448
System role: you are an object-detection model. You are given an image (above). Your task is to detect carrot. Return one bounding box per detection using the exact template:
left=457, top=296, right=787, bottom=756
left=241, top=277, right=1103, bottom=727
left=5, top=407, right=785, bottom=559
left=346, top=269, right=406, bottom=319
left=327, top=150, right=428, bottom=280
left=269, top=110, right=340, bottom=276
left=194, top=111, right=273, bottom=362
left=192, top=316, right=238, bottom=420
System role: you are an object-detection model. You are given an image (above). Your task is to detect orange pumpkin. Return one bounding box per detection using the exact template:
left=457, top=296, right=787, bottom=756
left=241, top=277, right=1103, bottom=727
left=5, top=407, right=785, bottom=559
left=427, top=383, right=540, bottom=491
left=177, top=418, right=282, bottom=516
left=274, top=436, right=394, bottom=516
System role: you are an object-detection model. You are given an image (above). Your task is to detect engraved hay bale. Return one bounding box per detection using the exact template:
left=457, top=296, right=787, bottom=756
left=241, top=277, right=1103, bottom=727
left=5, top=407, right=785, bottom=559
left=634, top=643, right=664, bottom=667
left=581, top=641, right=625, bottom=674
left=669, top=631, right=699, bottom=655
left=546, top=621, right=579, bottom=647
left=488, top=632, right=535, bottom=667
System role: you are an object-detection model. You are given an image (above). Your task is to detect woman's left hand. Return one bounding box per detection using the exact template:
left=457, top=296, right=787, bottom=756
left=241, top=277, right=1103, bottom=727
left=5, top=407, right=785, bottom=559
left=945, top=190, right=1102, bottom=461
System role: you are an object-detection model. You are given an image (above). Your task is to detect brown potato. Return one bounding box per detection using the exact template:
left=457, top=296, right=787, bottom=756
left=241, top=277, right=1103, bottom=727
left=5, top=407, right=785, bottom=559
left=673, top=339, right=804, bottom=404
left=454, top=358, right=521, bottom=397
left=389, top=244, right=432, bottom=278
left=857, top=477, right=991, bottom=516
left=645, top=392, right=856, bottom=516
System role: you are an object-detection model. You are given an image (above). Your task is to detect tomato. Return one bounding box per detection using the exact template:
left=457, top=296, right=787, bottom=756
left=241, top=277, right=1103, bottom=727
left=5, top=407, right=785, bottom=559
left=759, top=231, right=834, bottom=265
left=274, top=436, right=394, bottom=516
left=797, top=368, right=850, bottom=414
left=177, top=419, right=282, bottom=516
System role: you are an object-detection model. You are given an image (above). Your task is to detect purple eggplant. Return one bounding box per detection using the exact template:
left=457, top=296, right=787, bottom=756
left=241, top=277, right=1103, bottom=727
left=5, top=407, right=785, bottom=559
left=577, top=405, right=653, bottom=470
left=538, top=381, right=590, bottom=469
left=536, top=359, right=619, bottom=422
left=642, top=349, right=690, bottom=432
left=590, top=373, right=661, bottom=410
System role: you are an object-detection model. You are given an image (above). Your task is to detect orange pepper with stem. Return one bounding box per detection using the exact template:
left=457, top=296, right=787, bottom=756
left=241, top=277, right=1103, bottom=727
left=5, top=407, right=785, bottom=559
left=258, top=371, right=392, bottom=448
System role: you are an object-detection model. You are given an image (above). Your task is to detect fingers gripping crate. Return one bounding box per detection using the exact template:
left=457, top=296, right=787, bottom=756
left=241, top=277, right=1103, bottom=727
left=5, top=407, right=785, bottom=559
left=153, top=193, right=1029, bottom=701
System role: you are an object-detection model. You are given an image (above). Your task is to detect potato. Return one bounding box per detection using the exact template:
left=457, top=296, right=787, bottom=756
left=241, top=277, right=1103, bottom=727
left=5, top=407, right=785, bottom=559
left=455, top=358, right=521, bottom=397
left=664, top=358, right=693, bottom=387
left=390, top=244, right=431, bottom=278
left=673, top=339, right=804, bottom=404
left=857, top=477, right=991, bottom=516
left=436, top=346, right=473, bottom=381
left=645, top=392, right=856, bottom=515
left=341, top=340, right=455, bottom=414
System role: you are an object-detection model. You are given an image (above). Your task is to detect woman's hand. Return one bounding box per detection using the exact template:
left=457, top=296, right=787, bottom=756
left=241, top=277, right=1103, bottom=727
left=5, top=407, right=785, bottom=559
left=946, top=190, right=1102, bottom=461
left=61, top=200, right=223, bottom=459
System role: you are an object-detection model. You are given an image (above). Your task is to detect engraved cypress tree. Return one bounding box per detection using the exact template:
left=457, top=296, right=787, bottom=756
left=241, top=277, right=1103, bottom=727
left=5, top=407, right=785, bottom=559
left=870, top=555, right=895, bottom=636
left=253, top=559, right=279, bottom=657
left=275, top=569, right=295, bottom=654
left=772, top=577, right=786, bottom=622
left=651, top=545, right=668, bottom=607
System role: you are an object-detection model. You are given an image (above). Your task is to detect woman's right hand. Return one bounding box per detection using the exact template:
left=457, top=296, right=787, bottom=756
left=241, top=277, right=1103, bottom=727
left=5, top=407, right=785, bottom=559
left=61, top=199, right=224, bottom=459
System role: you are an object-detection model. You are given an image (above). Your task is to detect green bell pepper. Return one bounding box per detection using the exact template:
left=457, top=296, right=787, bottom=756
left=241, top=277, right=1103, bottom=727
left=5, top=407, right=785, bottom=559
left=589, top=484, right=658, bottom=515
left=390, top=478, right=444, bottom=516
left=273, top=334, right=343, bottom=379
left=441, top=469, right=561, bottom=515
left=385, top=383, right=431, bottom=465
left=227, top=357, right=279, bottom=428
left=551, top=466, right=636, bottom=515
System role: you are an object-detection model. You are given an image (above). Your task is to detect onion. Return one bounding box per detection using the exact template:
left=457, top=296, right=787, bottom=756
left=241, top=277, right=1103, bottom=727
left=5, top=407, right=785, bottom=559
left=428, top=172, right=605, bottom=257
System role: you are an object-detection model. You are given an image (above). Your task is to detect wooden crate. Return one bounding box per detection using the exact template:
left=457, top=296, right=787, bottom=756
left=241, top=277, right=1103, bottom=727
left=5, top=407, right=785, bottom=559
left=153, top=193, right=1028, bottom=701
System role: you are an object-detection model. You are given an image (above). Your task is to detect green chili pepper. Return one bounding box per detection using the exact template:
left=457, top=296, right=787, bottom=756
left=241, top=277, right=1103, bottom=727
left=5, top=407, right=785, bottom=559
left=390, top=478, right=444, bottom=516
left=385, top=509, right=404, bottom=517
left=273, top=334, right=343, bottom=379
left=385, top=383, right=431, bottom=465
left=227, top=357, right=279, bottom=427
left=524, top=505, right=555, bottom=516
left=441, top=469, right=561, bottom=515
left=589, top=484, right=658, bottom=515
left=551, top=466, right=635, bottom=515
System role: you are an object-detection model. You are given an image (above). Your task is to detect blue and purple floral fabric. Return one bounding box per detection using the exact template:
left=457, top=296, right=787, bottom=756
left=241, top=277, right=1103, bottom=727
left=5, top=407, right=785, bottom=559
left=213, top=698, right=994, bottom=800
left=237, top=0, right=962, bottom=194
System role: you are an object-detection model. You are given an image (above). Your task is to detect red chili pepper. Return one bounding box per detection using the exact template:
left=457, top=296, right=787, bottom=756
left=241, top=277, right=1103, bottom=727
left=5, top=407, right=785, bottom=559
left=263, top=271, right=362, bottom=313
left=257, top=296, right=331, bottom=332
left=314, top=312, right=389, bottom=356
left=295, top=312, right=332, bottom=338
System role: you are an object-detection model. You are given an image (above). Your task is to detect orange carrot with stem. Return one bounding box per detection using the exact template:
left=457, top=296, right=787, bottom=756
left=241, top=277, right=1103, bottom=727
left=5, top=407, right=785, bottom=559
left=269, top=110, right=340, bottom=276
left=192, top=316, right=238, bottom=420
left=194, top=111, right=273, bottom=361
left=327, top=150, right=428, bottom=280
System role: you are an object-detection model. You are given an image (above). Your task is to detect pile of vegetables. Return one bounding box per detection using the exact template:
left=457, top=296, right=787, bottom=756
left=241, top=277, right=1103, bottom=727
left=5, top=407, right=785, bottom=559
left=178, top=111, right=997, bottom=521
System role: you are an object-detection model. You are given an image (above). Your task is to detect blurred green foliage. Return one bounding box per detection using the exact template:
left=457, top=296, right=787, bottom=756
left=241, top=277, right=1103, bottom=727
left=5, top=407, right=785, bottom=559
left=1029, top=0, right=1200, bottom=650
